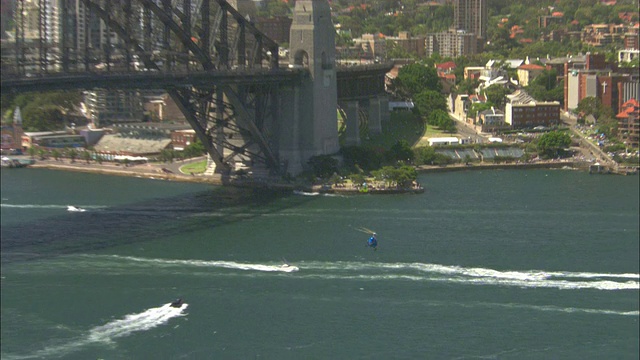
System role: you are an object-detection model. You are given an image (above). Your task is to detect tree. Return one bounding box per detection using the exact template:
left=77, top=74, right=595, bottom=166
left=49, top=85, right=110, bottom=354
left=537, top=131, right=572, bottom=159
left=386, top=140, right=414, bottom=164
left=27, top=146, right=36, bottom=159
left=183, top=137, right=206, bottom=158
left=393, top=63, right=442, bottom=99
left=576, top=96, right=613, bottom=121
left=307, top=155, right=339, bottom=179
left=349, top=173, right=366, bottom=187
left=66, top=148, right=78, bottom=163
left=52, top=149, right=61, bottom=161
left=413, top=146, right=436, bottom=165
left=376, top=165, right=417, bottom=188
left=340, top=145, right=384, bottom=172
left=482, top=84, right=511, bottom=109
left=81, top=150, right=92, bottom=164
left=22, top=105, right=64, bottom=131
left=427, top=109, right=451, bottom=128
left=468, top=102, right=493, bottom=119
left=455, top=78, right=479, bottom=95
left=441, top=117, right=457, bottom=133
left=413, top=90, right=447, bottom=118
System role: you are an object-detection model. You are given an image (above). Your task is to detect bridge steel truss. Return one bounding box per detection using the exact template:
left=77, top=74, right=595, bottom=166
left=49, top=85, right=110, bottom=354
left=10, top=0, right=292, bottom=175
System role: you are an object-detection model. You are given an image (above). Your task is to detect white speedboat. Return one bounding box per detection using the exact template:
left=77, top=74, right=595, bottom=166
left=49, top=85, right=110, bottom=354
left=280, top=263, right=299, bottom=272
left=67, top=205, right=86, bottom=212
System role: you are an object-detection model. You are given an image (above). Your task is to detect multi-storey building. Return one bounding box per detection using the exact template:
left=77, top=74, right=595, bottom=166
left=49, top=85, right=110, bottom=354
left=385, top=31, right=426, bottom=58
left=564, top=53, right=636, bottom=116
left=616, top=99, right=639, bottom=148
left=454, top=0, right=487, bottom=43
left=478, top=107, right=508, bottom=133
left=505, top=90, right=560, bottom=129
left=84, top=90, right=144, bottom=127
left=426, top=29, right=477, bottom=58
left=517, top=64, right=545, bottom=87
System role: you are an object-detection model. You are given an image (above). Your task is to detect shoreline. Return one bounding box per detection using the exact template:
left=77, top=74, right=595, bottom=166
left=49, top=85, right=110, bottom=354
left=9, top=158, right=595, bottom=194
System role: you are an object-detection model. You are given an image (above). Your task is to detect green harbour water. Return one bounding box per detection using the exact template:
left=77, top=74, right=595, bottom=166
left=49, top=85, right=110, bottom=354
left=1, top=167, right=638, bottom=359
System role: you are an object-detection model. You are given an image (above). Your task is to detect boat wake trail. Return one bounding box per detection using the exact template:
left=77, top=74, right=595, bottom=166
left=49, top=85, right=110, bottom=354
left=0, top=203, right=104, bottom=210
left=292, top=190, right=345, bottom=197
left=84, top=254, right=299, bottom=273
left=3, top=303, right=188, bottom=360
left=87, top=303, right=188, bottom=343
left=295, top=261, right=640, bottom=291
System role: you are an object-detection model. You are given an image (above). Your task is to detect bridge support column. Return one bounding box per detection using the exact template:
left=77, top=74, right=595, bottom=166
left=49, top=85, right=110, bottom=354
left=278, top=86, right=303, bottom=175
left=367, top=97, right=382, bottom=135
left=344, top=101, right=360, bottom=146
left=287, top=0, right=339, bottom=174
left=379, top=95, right=390, bottom=123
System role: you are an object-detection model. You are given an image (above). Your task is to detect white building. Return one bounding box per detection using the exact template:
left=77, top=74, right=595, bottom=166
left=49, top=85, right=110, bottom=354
left=428, top=137, right=460, bottom=146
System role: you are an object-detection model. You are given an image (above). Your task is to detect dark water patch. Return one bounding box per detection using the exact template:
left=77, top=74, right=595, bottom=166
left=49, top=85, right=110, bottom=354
left=1, top=186, right=312, bottom=263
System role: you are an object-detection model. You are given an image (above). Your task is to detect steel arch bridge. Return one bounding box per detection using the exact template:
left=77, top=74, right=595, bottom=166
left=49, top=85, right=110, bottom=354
left=2, top=0, right=392, bottom=177
left=5, top=0, right=297, bottom=176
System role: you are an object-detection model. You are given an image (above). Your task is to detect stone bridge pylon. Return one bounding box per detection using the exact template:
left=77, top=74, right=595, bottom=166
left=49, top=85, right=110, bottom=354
left=275, top=0, right=340, bottom=175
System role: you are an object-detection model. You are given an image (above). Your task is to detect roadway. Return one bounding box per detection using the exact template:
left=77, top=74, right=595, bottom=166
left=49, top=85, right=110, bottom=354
left=448, top=112, right=488, bottom=143
left=560, top=111, right=617, bottom=167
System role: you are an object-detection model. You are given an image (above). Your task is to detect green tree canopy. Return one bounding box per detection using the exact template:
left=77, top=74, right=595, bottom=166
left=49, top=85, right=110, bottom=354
left=385, top=140, right=414, bottom=164
left=393, top=63, right=442, bottom=99
left=413, top=90, right=447, bottom=118
left=307, top=155, right=339, bottom=179
left=183, top=137, right=206, bottom=158
left=537, top=131, right=572, bottom=159
left=22, top=105, right=64, bottom=131
left=427, top=109, right=451, bottom=128
left=576, top=96, right=614, bottom=120
left=482, top=84, right=512, bottom=109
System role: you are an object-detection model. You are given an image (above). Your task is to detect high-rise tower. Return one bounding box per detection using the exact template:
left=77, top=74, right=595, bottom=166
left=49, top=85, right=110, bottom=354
left=454, top=0, right=487, bottom=40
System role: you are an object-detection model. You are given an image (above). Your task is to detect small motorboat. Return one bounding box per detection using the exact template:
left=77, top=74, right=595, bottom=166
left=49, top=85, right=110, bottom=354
left=170, top=298, right=184, bottom=308
left=67, top=205, right=86, bottom=212
left=280, top=263, right=299, bottom=272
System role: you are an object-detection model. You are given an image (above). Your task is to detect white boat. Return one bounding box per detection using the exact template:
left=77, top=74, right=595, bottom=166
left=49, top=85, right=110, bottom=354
left=280, top=263, right=299, bottom=272
left=67, top=205, right=86, bottom=212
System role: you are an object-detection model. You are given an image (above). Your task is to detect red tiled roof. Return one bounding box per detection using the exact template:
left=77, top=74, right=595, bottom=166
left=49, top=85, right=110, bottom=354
left=552, top=12, right=564, bottom=17
left=436, top=61, right=457, bottom=70
left=518, top=64, right=545, bottom=70
left=469, top=94, right=487, bottom=102
left=616, top=98, right=639, bottom=118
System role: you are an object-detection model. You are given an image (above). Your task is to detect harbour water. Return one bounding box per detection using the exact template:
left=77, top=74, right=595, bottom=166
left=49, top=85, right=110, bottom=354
left=1, top=168, right=638, bottom=359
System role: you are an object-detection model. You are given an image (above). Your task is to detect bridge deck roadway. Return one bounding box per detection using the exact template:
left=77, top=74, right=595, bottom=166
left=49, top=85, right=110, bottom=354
left=1, top=63, right=394, bottom=95
left=0, top=69, right=307, bottom=93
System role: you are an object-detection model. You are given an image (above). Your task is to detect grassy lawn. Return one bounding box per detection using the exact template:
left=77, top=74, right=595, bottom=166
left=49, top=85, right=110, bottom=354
left=180, top=160, right=207, bottom=174
left=358, top=111, right=448, bottom=150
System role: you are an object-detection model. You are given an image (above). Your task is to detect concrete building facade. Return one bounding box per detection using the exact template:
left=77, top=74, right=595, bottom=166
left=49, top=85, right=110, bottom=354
left=426, top=30, right=477, bottom=58
left=505, top=90, right=560, bottom=129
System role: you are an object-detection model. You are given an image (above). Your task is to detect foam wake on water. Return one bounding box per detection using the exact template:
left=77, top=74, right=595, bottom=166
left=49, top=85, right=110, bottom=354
left=292, top=190, right=345, bottom=197
left=295, top=261, right=639, bottom=291
left=87, top=303, right=188, bottom=343
left=42, top=256, right=638, bottom=290
left=82, top=254, right=299, bottom=273
left=0, top=203, right=104, bottom=210
left=474, top=302, right=640, bottom=317
left=3, top=303, right=187, bottom=360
